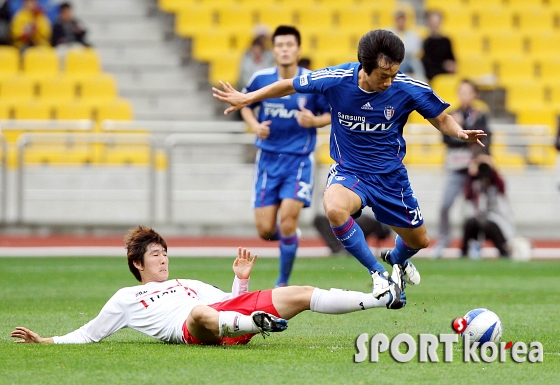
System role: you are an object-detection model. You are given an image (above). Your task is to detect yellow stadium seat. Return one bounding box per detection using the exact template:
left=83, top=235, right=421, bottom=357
left=527, top=145, right=557, bottom=166
left=158, top=0, right=198, bottom=13
left=316, top=142, right=334, bottom=165
left=311, top=30, right=357, bottom=56
left=505, top=82, right=545, bottom=112
left=407, top=111, right=428, bottom=124
left=485, top=32, right=527, bottom=60
left=516, top=106, right=558, bottom=134
left=22, top=47, right=59, bottom=79
left=294, top=6, right=335, bottom=32
left=96, top=99, right=134, bottom=121
left=0, top=103, right=11, bottom=119
left=335, top=7, right=379, bottom=33
left=191, top=30, right=251, bottom=61
left=257, top=5, right=295, bottom=28
left=472, top=7, right=513, bottom=33
left=536, top=57, right=560, bottom=82
left=64, top=48, right=101, bottom=77
left=12, top=100, right=53, bottom=120
left=53, top=101, right=94, bottom=120
left=0, top=76, right=35, bottom=101
left=514, top=7, right=556, bottom=32
left=456, top=54, right=493, bottom=79
left=100, top=143, right=152, bottom=165
left=404, top=143, right=445, bottom=165
left=495, top=56, right=536, bottom=86
left=217, top=5, right=258, bottom=32
left=491, top=147, right=526, bottom=167
left=209, top=52, right=243, bottom=86
left=78, top=74, right=117, bottom=103
left=175, top=5, right=216, bottom=38
left=38, top=76, right=77, bottom=103
left=439, top=6, right=474, bottom=35
left=528, top=33, right=560, bottom=60
left=430, top=74, right=461, bottom=103
left=450, top=32, right=485, bottom=58
left=0, top=46, right=20, bottom=79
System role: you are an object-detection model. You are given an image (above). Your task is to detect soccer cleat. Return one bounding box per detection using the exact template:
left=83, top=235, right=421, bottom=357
left=371, top=270, right=392, bottom=299
left=384, top=279, right=406, bottom=310
left=251, top=311, right=288, bottom=338
left=380, top=249, right=421, bottom=285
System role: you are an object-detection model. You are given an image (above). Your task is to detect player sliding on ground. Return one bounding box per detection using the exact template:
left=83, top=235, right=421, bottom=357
left=11, top=226, right=405, bottom=347
left=213, top=29, right=487, bottom=306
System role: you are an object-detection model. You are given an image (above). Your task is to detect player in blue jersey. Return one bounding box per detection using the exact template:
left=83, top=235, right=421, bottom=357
left=240, top=26, right=331, bottom=288
left=213, top=29, right=486, bottom=308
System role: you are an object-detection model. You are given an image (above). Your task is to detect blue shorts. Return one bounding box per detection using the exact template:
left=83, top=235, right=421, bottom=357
left=325, top=164, right=424, bottom=228
left=252, top=150, right=314, bottom=208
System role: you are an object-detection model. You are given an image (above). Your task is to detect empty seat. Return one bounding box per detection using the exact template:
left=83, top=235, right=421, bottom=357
left=65, top=48, right=101, bottom=77
left=96, top=99, right=134, bottom=121
left=456, top=54, right=493, bottom=79
left=514, top=7, right=556, bottom=32
left=516, top=106, right=558, bottom=134
left=485, top=32, right=527, bottom=60
left=78, top=74, right=117, bottom=103
left=536, top=57, right=560, bottom=82
left=175, top=5, right=216, bottom=38
left=0, top=76, right=36, bottom=101
left=38, top=76, right=77, bottom=103
left=0, top=103, right=10, bottom=119
left=0, top=46, right=20, bottom=79
left=495, top=56, right=536, bottom=86
left=336, top=8, right=379, bottom=33
left=294, top=7, right=335, bottom=33
left=528, top=33, right=560, bottom=60
left=209, top=52, right=243, bottom=86
left=54, top=101, right=94, bottom=120
left=429, top=74, right=461, bottom=104
left=257, top=5, right=296, bottom=27
left=472, top=7, right=513, bottom=33
left=12, top=100, right=53, bottom=120
left=505, top=82, right=545, bottom=112
left=22, top=47, right=59, bottom=80
left=217, top=6, right=258, bottom=33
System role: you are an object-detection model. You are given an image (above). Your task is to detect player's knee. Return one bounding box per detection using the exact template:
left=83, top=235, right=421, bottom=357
left=324, top=203, right=349, bottom=226
left=189, top=306, right=214, bottom=327
left=412, top=234, right=430, bottom=249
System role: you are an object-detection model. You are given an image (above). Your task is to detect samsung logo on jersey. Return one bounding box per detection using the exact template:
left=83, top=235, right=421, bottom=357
left=339, top=118, right=394, bottom=131
left=264, top=102, right=299, bottom=118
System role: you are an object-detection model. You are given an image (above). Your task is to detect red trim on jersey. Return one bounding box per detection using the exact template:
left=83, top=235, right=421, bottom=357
left=182, top=289, right=279, bottom=345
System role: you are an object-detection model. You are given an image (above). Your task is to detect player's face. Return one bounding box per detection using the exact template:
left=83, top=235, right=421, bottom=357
left=364, top=59, right=400, bottom=92
left=139, top=243, right=168, bottom=283
left=272, top=35, right=300, bottom=67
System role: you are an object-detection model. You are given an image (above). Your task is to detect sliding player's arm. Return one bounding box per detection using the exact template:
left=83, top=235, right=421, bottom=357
left=213, top=79, right=296, bottom=115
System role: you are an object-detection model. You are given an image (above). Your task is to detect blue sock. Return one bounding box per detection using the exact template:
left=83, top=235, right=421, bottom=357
left=389, top=235, right=420, bottom=265
left=331, top=218, right=386, bottom=274
left=266, top=224, right=281, bottom=241
left=275, top=232, right=298, bottom=286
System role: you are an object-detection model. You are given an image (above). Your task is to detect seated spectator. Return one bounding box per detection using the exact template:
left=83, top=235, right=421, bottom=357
left=10, top=0, right=51, bottom=51
left=314, top=212, right=392, bottom=256
left=0, top=0, right=10, bottom=45
left=238, top=36, right=274, bottom=89
left=421, top=10, right=456, bottom=82
left=460, top=155, right=515, bottom=258
left=389, top=10, right=425, bottom=81
left=51, top=2, right=89, bottom=47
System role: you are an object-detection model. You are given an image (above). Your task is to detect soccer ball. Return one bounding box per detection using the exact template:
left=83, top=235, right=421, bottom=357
left=462, top=308, right=503, bottom=345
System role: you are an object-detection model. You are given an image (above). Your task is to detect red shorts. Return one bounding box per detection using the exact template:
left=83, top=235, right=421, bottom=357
left=182, top=289, right=279, bottom=345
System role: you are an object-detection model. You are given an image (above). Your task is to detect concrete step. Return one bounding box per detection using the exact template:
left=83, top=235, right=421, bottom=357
left=97, top=46, right=182, bottom=67
left=72, top=0, right=149, bottom=18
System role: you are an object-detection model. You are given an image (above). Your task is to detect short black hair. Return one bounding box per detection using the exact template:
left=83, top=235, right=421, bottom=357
left=357, top=30, right=405, bottom=75
left=272, top=25, right=301, bottom=46
left=59, top=2, right=72, bottom=11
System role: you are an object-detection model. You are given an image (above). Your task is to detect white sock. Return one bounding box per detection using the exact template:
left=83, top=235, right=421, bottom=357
left=309, top=288, right=388, bottom=314
left=218, top=311, right=258, bottom=337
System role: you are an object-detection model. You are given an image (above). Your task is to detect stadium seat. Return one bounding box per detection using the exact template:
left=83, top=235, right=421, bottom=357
left=191, top=30, right=251, bottom=62
left=22, top=47, right=59, bottom=80
left=495, top=56, right=536, bottom=86
left=505, top=82, right=545, bottom=112
left=472, top=7, right=513, bottom=33
left=485, top=32, right=527, bottom=60
left=0, top=76, right=36, bottom=101
left=174, top=5, right=216, bottom=38
left=456, top=54, right=493, bottom=79
left=438, top=6, right=474, bottom=35
left=38, top=76, right=77, bottom=103
left=209, top=52, right=243, bottom=86
left=158, top=0, right=198, bottom=13
left=12, top=101, right=53, bottom=120
left=313, top=30, right=357, bottom=56
left=450, top=32, right=485, bottom=58
left=430, top=74, right=461, bottom=103
left=78, top=74, right=117, bottom=104
left=54, top=101, right=94, bottom=120
left=217, top=5, right=258, bottom=33
left=335, top=8, right=379, bottom=33
left=294, top=6, right=335, bottom=33
left=0, top=103, right=10, bottom=119
left=257, top=5, right=296, bottom=27
left=527, top=145, right=557, bottom=166
left=404, top=143, right=445, bottom=165
left=0, top=46, right=20, bottom=80
left=516, top=106, right=559, bottom=134
left=536, top=57, right=560, bottom=82
left=96, top=99, right=134, bottom=122
left=514, top=7, right=556, bottom=32
left=64, top=48, right=101, bottom=78
left=528, top=33, right=560, bottom=60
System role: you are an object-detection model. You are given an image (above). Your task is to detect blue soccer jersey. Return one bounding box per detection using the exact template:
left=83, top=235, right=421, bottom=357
left=243, top=67, right=330, bottom=155
left=293, top=62, right=449, bottom=173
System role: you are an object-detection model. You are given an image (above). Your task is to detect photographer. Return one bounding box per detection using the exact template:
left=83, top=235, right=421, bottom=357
left=460, top=154, right=514, bottom=258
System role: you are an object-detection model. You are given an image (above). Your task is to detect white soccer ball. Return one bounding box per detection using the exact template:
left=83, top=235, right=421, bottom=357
left=462, top=308, right=503, bottom=345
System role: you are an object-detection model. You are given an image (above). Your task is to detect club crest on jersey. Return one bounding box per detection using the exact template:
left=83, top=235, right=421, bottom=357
left=384, top=106, right=395, bottom=121
left=297, top=96, right=307, bottom=109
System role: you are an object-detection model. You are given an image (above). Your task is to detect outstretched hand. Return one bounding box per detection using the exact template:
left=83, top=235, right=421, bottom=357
left=11, top=326, right=48, bottom=343
left=212, top=81, right=250, bottom=115
left=458, top=129, right=487, bottom=147
left=233, top=247, right=257, bottom=279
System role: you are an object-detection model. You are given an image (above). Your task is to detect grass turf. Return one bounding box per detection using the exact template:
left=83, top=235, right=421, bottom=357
left=1, top=256, right=559, bottom=385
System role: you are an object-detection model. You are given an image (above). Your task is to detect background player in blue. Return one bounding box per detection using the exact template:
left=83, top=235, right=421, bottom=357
left=240, top=26, right=331, bottom=287
left=214, top=30, right=486, bottom=308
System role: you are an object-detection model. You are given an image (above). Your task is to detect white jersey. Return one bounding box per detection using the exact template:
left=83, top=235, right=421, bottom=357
left=52, top=277, right=248, bottom=345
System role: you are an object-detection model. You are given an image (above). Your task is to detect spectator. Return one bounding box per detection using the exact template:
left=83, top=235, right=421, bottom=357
left=10, top=0, right=51, bottom=51
left=389, top=10, right=425, bottom=81
left=434, top=79, right=492, bottom=258
left=421, top=10, right=456, bottom=82
left=0, top=0, right=10, bottom=45
left=51, top=1, right=89, bottom=48
left=298, top=57, right=311, bottom=70
left=460, top=155, right=514, bottom=259
left=238, top=36, right=274, bottom=89
left=313, top=212, right=391, bottom=256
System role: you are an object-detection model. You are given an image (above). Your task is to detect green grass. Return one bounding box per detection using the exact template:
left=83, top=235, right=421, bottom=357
left=1, top=256, right=559, bottom=385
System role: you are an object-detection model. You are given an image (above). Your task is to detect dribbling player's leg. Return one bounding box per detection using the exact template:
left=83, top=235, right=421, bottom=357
left=323, top=184, right=386, bottom=274
left=387, top=225, right=430, bottom=266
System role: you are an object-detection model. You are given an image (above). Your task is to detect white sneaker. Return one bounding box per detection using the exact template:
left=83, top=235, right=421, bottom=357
left=402, top=260, right=421, bottom=285
left=390, top=264, right=405, bottom=291
left=371, top=270, right=391, bottom=299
